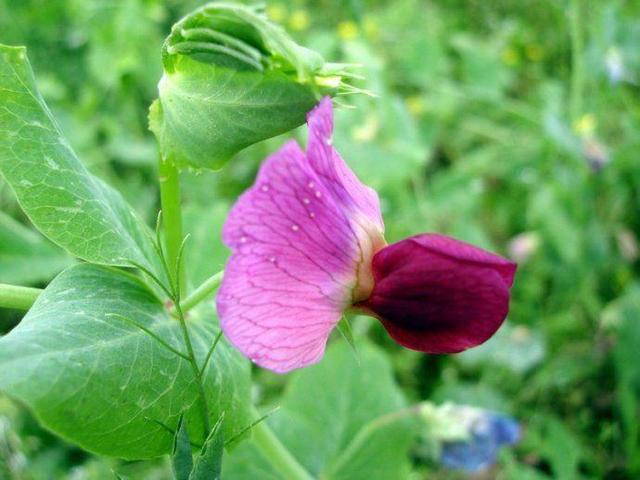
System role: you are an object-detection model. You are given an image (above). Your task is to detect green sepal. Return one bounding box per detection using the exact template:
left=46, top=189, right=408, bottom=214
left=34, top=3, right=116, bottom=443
left=337, top=316, right=359, bottom=361
left=190, top=414, right=225, bottom=480
left=173, top=416, right=194, bottom=480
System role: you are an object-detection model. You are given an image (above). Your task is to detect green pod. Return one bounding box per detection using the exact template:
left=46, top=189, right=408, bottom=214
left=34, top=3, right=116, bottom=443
left=150, top=2, right=352, bottom=170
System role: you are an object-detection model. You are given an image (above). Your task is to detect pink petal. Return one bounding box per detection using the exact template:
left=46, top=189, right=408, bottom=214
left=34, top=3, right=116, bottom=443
left=217, top=99, right=384, bottom=373
left=359, top=234, right=516, bottom=354
left=306, top=97, right=384, bottom=232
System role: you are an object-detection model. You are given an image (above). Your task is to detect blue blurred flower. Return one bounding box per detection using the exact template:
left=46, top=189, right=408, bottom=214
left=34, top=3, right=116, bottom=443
left=440, top=410, right=520, bottom=472
left=605, top=47, right=624, bottom=84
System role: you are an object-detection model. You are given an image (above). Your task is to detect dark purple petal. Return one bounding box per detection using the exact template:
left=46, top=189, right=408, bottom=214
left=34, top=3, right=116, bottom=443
left=359, top=234, right=516, bottom=354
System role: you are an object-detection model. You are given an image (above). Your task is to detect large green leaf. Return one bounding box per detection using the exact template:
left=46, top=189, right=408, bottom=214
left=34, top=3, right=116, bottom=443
left=0, top=210, right=72, bottom=284
left=223, top=341, right=417, bottom=479
left=0, top=264, right=251, bottom=459
left=0, top=45, right=158, bottom=271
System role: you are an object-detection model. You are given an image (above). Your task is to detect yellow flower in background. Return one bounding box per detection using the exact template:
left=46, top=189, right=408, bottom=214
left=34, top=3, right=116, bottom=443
left=406, top=95, right=426, bottom=117
left=525, top=44, right=544, bottom=62
left=573, top=113, right=596, bottom=137
left=501, top=47, right=520, bottom=66
left=338, top=20, right=359, bottom=40
left=363, top=16, right=380, bottom=40
left=289, top=9, right=310, bottom=31
left=352, top=114, right=380, bottom=142
left=266, top=3, right=287, bottom=23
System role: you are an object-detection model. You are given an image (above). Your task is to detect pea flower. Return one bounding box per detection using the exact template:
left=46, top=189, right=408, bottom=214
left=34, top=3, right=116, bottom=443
left=435, top=405, right=521, bottom=472
left=217, top=98, right=516, bottom=373
left=419, top=403, right=520, bottom=472
left=605, top=46, right=624, bottom=85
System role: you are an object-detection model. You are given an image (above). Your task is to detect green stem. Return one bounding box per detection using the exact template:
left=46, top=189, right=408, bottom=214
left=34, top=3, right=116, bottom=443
left=328, top=405, right=422, bottom=475
left=157, top=155, right=210, bottom=436
left=0, top=284, right=42, bottom=310
left=179, top=270, right=224, bottom=313
left=251, top=410, right=315, bottom=480
left=570, top=0, right=584, bottom=121
left=158, top=156, right=184, bottom=294
left=174, top=301, right=211, bottom=435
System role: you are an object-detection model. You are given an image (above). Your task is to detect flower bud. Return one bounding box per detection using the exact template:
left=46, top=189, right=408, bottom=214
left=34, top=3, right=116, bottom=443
left=149, top=2, right=356, bottom=170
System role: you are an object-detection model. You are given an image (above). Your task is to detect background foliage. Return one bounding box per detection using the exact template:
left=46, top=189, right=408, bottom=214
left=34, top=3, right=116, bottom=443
left=0, top=0, right=639, bottom=478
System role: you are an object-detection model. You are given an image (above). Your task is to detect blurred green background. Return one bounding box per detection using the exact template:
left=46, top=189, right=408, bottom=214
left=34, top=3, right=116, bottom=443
left=1, top=0, right=639, bottom=478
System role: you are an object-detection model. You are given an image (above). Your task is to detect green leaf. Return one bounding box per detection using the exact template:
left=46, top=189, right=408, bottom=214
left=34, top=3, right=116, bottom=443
left=173, top=417, right=193, bottom=480
left=608, top=284, right=640, bottom=472
left=0, top=45, right=159, bottom=272
left=223, top=341, right=417, bottom=479
left=457, top=322, right=546, bottom=374
left=190, top=414, right=224, bottom=480
left=0, top=264, right=251, bottom=459
left=530, top=415, right=582, bottom=480
left=183, top=203, right=231, bottom=287
left=0, top=210, right=72, bottom=284
left=150, top=3, right=355, bottom=170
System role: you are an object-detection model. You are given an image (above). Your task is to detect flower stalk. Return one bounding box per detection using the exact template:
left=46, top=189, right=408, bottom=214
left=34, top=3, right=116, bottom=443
left=250, top=413, right=315, bottom=480
left=158, top=156, right=185, bottom=295
left=327, top=405, right=422, bottom=476
left=0, top=283, right=41, bottom=310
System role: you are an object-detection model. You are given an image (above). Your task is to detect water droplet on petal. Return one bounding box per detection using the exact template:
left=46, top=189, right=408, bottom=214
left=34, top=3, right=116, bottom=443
left=315, top=191, right=322, bottom=198
left=261, top=184, right=269, bottom=192
left=308, top=181, right=315, bottom=188
left=268, top=256, right=276, bottom=263
left=291, top=224, right=300, bottom=231
left=240, top=236, right=247, bottom=243
left=303, top=197, right=310, bottom=204
left=309, top=212, right=316, bottom=218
